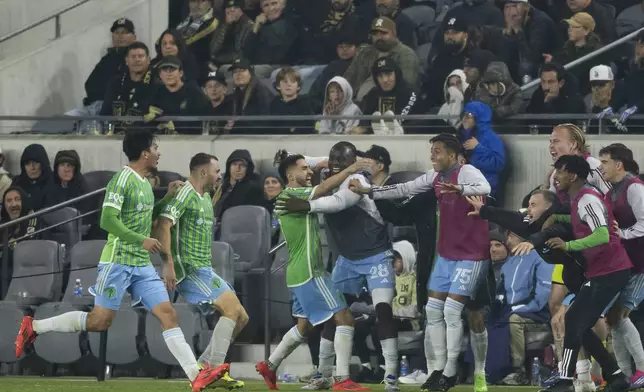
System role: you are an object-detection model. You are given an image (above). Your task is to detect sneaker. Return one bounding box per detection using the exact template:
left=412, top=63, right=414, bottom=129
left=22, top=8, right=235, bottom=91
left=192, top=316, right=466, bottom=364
left=191, top=363, right=229, bottom=392
left=213, top=371, right=245, bottom=390
left=434, top=375, right=457, bottom=392
left=256, top=360, right=279, bottom=390
left=501, top=372, right=530, bottom=386
left=474, top=373, right=488, bottom=392
left=630, top=370, right=644, bottom=389
left=540, top=378, right=575, bottom=392
left=544, top=370, right=562, bottom=387
left=383, top=374, right=400, bottom=392
left=332, top=379, right=371, bottom=391
left=605, top=372, right=629, bottom=392
left=574, top=378, right=597, bottom=392
left=421, top=370, right=443, bottom=392
left=300, top=368, right=320, bottom=383
left=399, top=370, right=427, bottom=385
left=301, top=375, right=332, bottom=390
left=15, top=316, right=36, bottom=358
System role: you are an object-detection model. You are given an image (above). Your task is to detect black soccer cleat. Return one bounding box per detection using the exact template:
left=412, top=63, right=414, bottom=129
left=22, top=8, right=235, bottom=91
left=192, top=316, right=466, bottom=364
left=420, top=370, right=443, bottom=392
left=434, top=375, right=457, bottom=392
left=605, top=372, right=629, bottom=392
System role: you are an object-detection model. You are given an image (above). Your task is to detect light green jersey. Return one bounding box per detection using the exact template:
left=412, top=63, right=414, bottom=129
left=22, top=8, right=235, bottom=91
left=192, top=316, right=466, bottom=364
left=277, top=187, right=326, bottom=287
left=160, top=181, right=213, bottom=281
left=100, top=166, right=155, bottom=266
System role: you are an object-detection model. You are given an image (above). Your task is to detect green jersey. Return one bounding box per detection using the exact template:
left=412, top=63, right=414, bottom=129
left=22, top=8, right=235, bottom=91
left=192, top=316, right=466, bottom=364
left=159, top=181, right=214, bottom=282
left=100, top=166, right=155, bottom=266
left=277, top=187, right=326, bottom=287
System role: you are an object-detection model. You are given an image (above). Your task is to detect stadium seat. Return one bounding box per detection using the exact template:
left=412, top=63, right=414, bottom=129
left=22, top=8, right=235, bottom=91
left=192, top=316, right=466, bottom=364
left=264, top=234, right=293, bottom=333
left=84, top=171, right=116, bottom=192
left=145, top=304, right=201, bottom=365
left=402, top=5, right=435, bottom=45
left=220, top=206, right=271, bottom=276
left=213, top=241, right=235, bottom=284
left=157, top=171, right=185, bottom=187
left=87, top=304, right=145, bottom=365
left=42, top=207, right=82, bottom=251
left=0, top=301, right=25, bottom=363
left=387, top=171, right=425, bottom=185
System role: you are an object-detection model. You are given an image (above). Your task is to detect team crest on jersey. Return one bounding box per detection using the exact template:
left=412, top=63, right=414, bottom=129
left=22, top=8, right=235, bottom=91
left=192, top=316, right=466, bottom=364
left=211, top=278, right=221, bottom=289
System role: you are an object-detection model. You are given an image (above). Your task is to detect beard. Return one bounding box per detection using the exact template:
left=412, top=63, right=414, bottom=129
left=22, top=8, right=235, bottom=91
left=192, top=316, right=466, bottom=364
left=444, top=41, right=463, bottom=53
left=374, top=39, right=396, bottom=51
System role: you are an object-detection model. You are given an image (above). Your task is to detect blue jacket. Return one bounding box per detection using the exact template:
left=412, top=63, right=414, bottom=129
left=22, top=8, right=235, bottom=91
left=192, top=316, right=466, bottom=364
left=460, top=101, right=505, bottom=195
left=499, top=250, right=553, bottom=315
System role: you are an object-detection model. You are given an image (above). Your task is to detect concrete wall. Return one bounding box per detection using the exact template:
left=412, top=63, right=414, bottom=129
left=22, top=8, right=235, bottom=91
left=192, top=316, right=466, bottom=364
left=0, top=0, right=80, bottom=38
left=0, top=0, right=167, bottom=127
left=0, top=134, right=641, bottom=209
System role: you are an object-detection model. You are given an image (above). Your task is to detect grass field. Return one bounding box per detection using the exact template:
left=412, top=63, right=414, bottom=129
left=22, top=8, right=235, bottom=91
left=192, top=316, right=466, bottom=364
left=0, top=378, right=540, bottom=392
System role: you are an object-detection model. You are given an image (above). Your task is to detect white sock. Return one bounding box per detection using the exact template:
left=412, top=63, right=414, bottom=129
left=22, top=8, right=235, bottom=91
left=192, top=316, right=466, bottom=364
left=612, top=323, right=633, bottom=376
left=426, top=298, right=447, bottom=371
left=617, top=318, right=644, bottom=372
left=335, top=326, right=354, bottom=379
left=163, top=328, right=200, bottom=381
left=268, top=326, right=305, bottom=370
left=381, top=337, right=398, bottom=377
left=32, top=311, right=87, bottom=334
left=442, top=298, right=464, bottom=378
left=318, top=337, right=335, bottom=377
left=199, top=316, right=236, bottom=367
left=470, top=329, right=488, bottom=375
left=576, top=359, right=592, bottom=383
left=424, top=322, right=436, bottom=374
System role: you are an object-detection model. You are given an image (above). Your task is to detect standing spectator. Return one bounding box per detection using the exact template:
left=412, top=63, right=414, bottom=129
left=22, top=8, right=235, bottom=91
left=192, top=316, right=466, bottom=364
left=203, top=71, right=233, bottom=134
left=12, top=144, right=53, bottom=212
left=344, top=17, right=420, bottom=102
left=308, top=0, right=364, bottom=64
left=151, top=29, right=201, bottom=84
left=228, top=58, right=272, bottom=133
left=438, top=69, right=469, bottom=130
left=474, top=61, right=523, bottom=120
left=548, top=0, right=616, bottom=44
left=269, top=68, right=315, bottom=134
left=527, top=63, right=586, bottom=116
left=368, top=0, right=417, bottom=49
left=459, top=101, right=506, bottom=197
left=47, top=150, right=91, bottom=215
left=209, top=0, right=253, bottom=68
left=176, top=0, right=219, bottom=72
left=318, top=77, right=362, bottom=134
left=617, top=0, right=644, bottom=37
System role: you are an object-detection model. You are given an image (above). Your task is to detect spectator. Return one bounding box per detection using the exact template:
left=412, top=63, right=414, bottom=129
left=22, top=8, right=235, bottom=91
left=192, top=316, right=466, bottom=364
left=587, top=65, right=625, bottom=133
left=209, top=0, right=253, bottom=67
left=391, top=240, right=421, bottom=329
left=203, top=71, right=233, bottom=134
left=356, top=57, right=418, bottom=135
left=212, top=149, right=264, bottom=223
left=527, top=63, right=586, bottom=116
left=146, top=168, right=162, bottom=188
left=144, top=56, right=212, bottom=134
left=438, top=69, right=469, bottom=130
left=176, top=0, right=219, bottom=72
left=11, top=144, right=53, bottom=212
left=501, top=0, right=559, bottom=81
left=151, top=29, right=201, bottom=83
left=474, top=61, right=524, bottom=120
left=100, top=42, right=158, bottom=133
left=228, top=58, right=273, bottom=133
left=309, top=33, right=360, bottom=112
left=262, top=169, right=284, bottom=215
left=463, top=49, right=497, bottom=102
left=545, top=13, right=603, bottom=94
left=368, top=0, right=417, bottom=49
left=459, top=101, right=506, bottom=197
left=308, top=0, right=364, bottom=64
left=269, top=67, right=315, bottom=134
left=364, top=145, right=392, bottom=187
left=0, top=148, right=12, bottom=203
left=318, top=76, right=362, bottom=134
left=617, top=0, right=644, bottom=37
left=344, top=17, right=420, bottom=102
left=548, top=0, right=616, bottom=44
left=47, top=150, right=91, bottom=216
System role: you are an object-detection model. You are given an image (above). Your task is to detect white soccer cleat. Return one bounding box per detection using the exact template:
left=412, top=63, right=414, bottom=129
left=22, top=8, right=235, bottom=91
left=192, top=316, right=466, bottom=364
left=573, top=378, right=597, bottom=392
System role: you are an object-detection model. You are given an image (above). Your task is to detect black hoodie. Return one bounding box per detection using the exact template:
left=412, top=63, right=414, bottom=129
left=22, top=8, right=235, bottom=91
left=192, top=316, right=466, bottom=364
left=11, top=144, right=54, bottom=211
left=47, top=150, right=91, bottom=214
left=213, top=149, right=265, bottom=221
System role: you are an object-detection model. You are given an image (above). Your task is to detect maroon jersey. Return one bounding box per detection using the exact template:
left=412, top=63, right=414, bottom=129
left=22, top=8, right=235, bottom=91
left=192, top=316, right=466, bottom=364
left=609, top=174, right=644, bottom=274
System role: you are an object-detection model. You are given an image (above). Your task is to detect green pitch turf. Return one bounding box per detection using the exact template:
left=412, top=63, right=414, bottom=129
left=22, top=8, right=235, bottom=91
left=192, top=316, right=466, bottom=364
left=0, top=378, right=539, bottom=392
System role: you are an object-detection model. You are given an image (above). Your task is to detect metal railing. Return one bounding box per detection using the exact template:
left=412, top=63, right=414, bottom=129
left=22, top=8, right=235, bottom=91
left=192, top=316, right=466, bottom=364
left=0, top=0, right=92, bottom=44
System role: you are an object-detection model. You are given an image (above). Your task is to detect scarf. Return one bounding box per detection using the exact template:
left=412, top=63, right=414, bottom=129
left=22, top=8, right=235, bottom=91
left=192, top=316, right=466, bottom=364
left=320, top=2, right=355, bottom=33
left=177, top=8, right=215, bottom=40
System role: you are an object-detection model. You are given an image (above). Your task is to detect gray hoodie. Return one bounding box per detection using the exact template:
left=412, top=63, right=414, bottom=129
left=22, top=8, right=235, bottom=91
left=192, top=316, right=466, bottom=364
left=474, top=61, right=524, bottom=118
left=319, top=76, right=362, bottom=134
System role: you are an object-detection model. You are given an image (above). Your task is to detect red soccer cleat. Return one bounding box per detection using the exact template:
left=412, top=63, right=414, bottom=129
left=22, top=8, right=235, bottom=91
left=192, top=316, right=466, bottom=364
left=256, top=360, right=279, bottom=390
left=191, top=363, right=229, bottom=392
left=15, top=316, right=36, bottom=358
left=332, top=378, right=372, bottom=391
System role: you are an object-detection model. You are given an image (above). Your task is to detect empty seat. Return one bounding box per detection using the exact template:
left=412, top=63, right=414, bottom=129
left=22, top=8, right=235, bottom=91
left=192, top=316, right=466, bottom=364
left=220, top=206, right=271, bottom=276
left=266, top=234, right=293, bottom=333
left=145, top=304, right=201, bottom=365
left=84, top=171, right=116, bottom=192
left=5, top=240, right=64, bottom=304
left=213, top=241, right=234, bottom=284
left=88, top=305, right=145, bottom=365
left=157, top=171, right=185, bottom=187
left=386, top=171, right=425, bottom=185
left=42, top=207, right=82, bottom=251
left=0, top=301, right=26, bottom=362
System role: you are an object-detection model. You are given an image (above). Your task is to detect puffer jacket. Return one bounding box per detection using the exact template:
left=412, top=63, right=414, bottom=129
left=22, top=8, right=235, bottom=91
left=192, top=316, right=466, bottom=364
left=474, top=61, right=524, bottom=119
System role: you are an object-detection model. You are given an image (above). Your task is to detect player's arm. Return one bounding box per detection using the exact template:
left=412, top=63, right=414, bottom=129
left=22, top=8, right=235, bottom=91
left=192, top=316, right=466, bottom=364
left=155, top=197, right=186, bottom=264
left=366, top=171, right=436, bottom=200
left=153, top=181, right=185, bottom=219
left=619, top=183, right=644, bottom=240
left=309, top=187, right=363, bottom=214
left=100, top=181, right=147, bottom=245
left=311, top=161, right=370, bottom=199
left=565, top=194, right=610, bottom=251
left=458, top=165, right=491, bottom=196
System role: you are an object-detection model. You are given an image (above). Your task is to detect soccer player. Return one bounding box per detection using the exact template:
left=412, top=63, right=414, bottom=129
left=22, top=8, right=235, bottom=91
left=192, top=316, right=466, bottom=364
left=14, top=131, right=226, bottom=392
left=539, top=154, right=631, bottom=392
left=349, top=133, right=491, bottom=392
left=256, top=154, right=369, bottom=391
left=598, top=144, right=644, bottom=386
left=154, top=153, right=248, bottom=388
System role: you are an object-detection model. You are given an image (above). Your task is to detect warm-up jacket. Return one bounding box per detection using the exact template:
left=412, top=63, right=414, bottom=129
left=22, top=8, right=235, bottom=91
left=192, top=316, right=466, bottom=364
left=499, top=250, right=554, bottom=314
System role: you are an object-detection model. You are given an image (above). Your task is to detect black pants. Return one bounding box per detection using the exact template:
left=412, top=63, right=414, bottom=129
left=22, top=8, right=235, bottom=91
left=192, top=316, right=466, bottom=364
left=561, top=268, right=631, bottom=379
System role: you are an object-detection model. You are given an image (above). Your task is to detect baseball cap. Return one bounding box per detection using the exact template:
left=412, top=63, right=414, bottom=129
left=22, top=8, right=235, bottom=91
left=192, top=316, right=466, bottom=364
left=372, top=57, right=397, bottom=74
left=156, top=55, right=182, bottom=69
left=225, top=0, right=244, bottom=8
left=371, top=17, right=396, bottom=34
left=589, top=65, right=614, bottom=82
left=205, top=71, right=227, bottom=85
left=443, top=16, right=467, bottom=33
left=111, top=18, right=135, bottom=33
left=565, top=12, right=595, bottom=31
left=364, top=145, right=392, bottom=168
left=230, top=58, right=252, bottom=72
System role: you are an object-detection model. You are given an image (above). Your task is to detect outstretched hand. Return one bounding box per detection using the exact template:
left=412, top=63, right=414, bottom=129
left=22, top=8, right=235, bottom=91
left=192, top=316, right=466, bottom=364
left=466, top=196, right=485, bottom=216
left=348, top=179, right=371, bottom=195
left=545, top=237, right=567, bottom=250
left=436, top=182, right=462, bottom=194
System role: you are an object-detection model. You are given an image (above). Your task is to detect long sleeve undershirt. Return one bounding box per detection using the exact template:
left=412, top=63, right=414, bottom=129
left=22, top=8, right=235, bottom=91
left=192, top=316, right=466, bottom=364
left=100, top=196, right=171, bottom=245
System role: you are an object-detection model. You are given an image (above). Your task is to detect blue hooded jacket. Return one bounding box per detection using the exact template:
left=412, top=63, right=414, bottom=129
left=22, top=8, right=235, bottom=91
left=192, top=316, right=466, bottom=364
left=460, top=101, right=505, bottom=195
left=499, top=250, right=554, bottom=315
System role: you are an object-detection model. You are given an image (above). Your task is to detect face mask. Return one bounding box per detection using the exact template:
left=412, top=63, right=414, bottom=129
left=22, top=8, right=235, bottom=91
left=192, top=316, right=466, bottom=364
left=374, top=39, right=396, bottom=51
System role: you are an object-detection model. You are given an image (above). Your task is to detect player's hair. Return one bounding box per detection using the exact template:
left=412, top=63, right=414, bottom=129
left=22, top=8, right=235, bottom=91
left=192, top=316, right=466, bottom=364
left=126, top=41, right=149, bottom=56
left=530, top=189, right=557, bottom=206
left=122, top=130, right=156, bottom=162
left=278, top=154, right=305, bottom=183
left=599, top=143, right=640, bottom=175
left=331, top=141, right=357, bottom=157
left=554, top=154, right=590, bottom=180
left=189, top=153, right=218, bottom=172
left=430, top=133, right=463, bottom=156
left=554, top=123, right=590, bottom=154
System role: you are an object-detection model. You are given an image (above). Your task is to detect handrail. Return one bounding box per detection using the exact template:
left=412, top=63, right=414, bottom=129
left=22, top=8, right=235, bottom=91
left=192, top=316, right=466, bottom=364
left=0, top=0, right=92, bottom=44
left=13, top=208, right=100, bottom=243
left=520, top=26, right=644, bottom=92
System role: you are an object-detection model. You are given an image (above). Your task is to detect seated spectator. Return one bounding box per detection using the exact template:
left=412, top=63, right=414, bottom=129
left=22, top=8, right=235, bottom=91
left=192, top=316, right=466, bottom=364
left=459, top=101, right=506, bottom=198
left=364, top=145, right=392, bottom=187
left=144, top=56, right=212, bottom=134
left=262, top=169, right=284, bottom=215
left=438, top=69, right=469, bottom=130
left=203, top=71, right=234, bottom=134
left=587, top=65, right=628, bottom=133
left=547, top=0, right=616, bottom=44
left=474, top=61, right=523, bottom=120
left=176, top=0, right=219, bottom=72
left=365, top=0, right=417, bottom=49
left=269, top=67, right=315, bottom=134
left=344, top=17, right=419, bottom=102
left=463, top=49, right=497, bottom=102
left=391, top=240, right=421, bottom=329
left=0, top=148, right=12, bottom=203
left=617, top=0, right=644, bottom=37
left=209, top=0, right=253, bottom=68
left=12, top=144, right=53, bottom=212
left=47, top=150, right=91, bottom=216
left=100, top=42, right=158, bottom=134
left=527, top=63, right=586, bottom=116
left=308, top=0, right=364, bottom=64
left=212, top=149, right=264, bottom=224
left=151, top=29, right=201, bottom=84
left=357, top=57, right=419, bottom=135
left=318, top=76, right=362, bottom=134
left=228, top=58, right=272, bottom=133
left=544, top=13, right=603, bottom=94
left=494, top=230, right=553, bottom=385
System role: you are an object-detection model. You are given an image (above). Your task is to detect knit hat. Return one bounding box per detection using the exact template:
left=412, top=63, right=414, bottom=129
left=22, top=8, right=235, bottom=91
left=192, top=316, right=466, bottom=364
left=263, top=169, right=285, bottom=188
left=489, top=229, right=508, bottom=247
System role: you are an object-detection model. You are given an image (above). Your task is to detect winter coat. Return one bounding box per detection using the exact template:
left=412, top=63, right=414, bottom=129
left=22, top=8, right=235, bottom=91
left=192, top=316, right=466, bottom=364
left=499, top=250, right=553, bottom=315
left=47, top=150, right=91, bottom=215
left=319, top=76, right=362, bottom=134
left=474, top=61, right=524, bottom=119
left=209, top=14, right=253, bottom=66
left=392, top=240, right=420, bottom=329
left=438, top=69, right=469, bottom=129
left=83, top=47, right=127, bottom=105
left=11, top=144, right=54, bottom=212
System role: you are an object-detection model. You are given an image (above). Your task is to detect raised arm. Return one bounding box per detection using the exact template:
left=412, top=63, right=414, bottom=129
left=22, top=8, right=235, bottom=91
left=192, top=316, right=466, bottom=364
left=370, top=171, right=436, bottom=200
left=309, top=187, right=363, bottom=214
left=312, top=161, right=370, bottom=199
